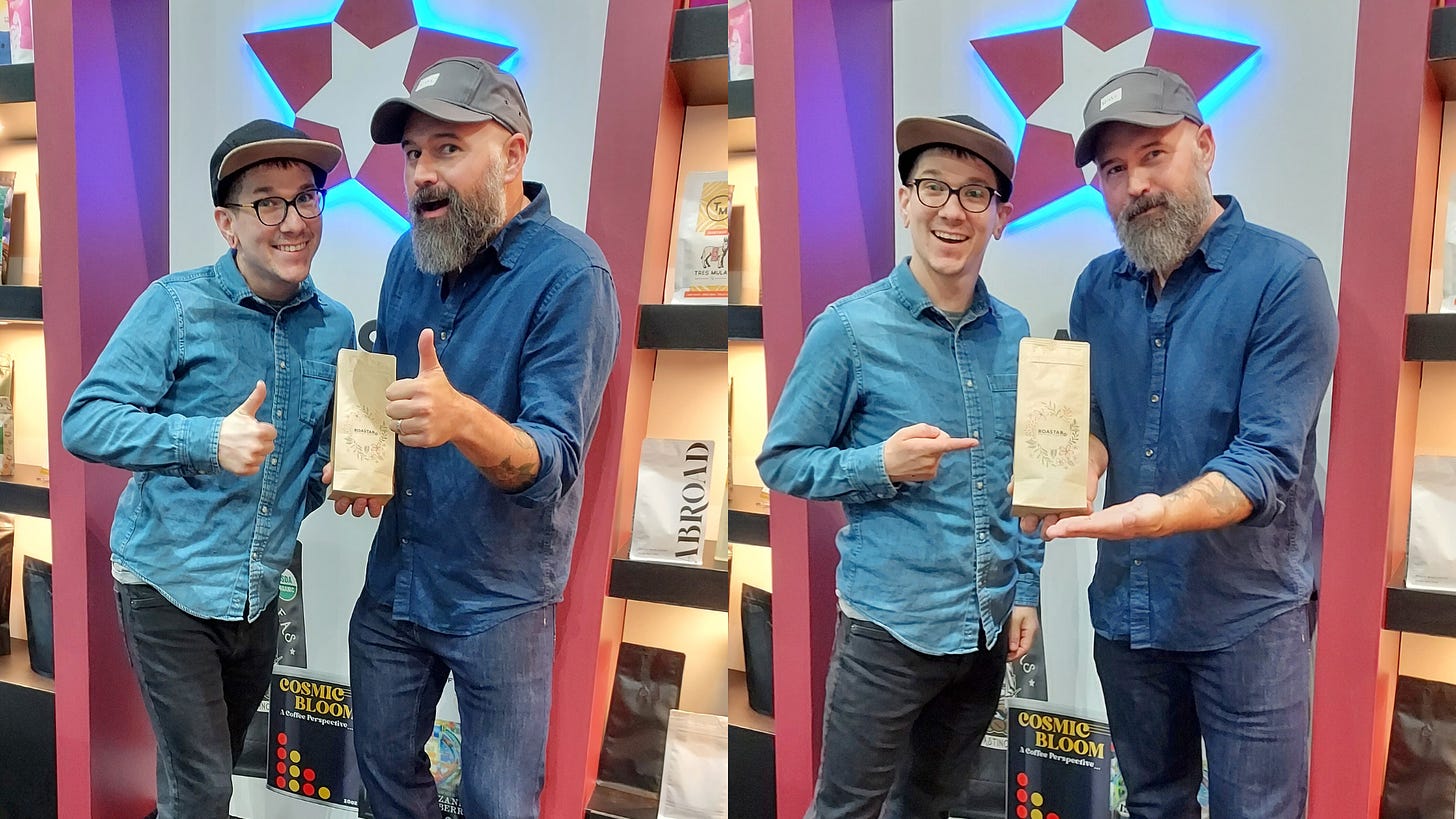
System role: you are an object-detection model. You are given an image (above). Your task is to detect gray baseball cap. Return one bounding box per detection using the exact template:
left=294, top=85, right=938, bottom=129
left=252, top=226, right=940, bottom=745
left=371, top=57, right=532, bottom=145
left=1073, top=66, right=1203, bottom=167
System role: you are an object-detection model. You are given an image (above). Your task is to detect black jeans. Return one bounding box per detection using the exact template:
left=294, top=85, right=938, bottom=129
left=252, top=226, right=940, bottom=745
left=114, top=582, right=277, bottom=819
left=807, top=613, right=1008, bottom=819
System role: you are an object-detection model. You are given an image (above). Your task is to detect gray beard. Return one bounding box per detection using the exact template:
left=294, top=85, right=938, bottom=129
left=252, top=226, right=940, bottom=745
left=410, top=162, right=508, bottom=275
left=1114, top=184, right=1212, bottom=277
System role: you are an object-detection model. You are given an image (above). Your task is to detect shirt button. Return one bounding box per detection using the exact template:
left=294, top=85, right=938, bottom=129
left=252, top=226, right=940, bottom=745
left=1145, top=448, right=1154, bottom=458
left=440, top=332, right=448, bottom=341
left=260, top=506, right=269, bottom=515
left=977, top=532, right=987, bottom=542
left=976, top=481, right=984, bottom=490
left=965, top=379, right=974, bottom=388
left=1154, top=338, right=1164, bottom=348
left=972, top=430, right=979, bottom=438
left=270, top=456, right=278, bottom=465
left=1134, top=559, right=1143, bottom=566
left=405, top=489, right=413, bottom=497
left=1150, top=394, right=1160, bottom=403
left=278, top=360, right=286, bottom=369
left=275, top=409, right=283, bottom=418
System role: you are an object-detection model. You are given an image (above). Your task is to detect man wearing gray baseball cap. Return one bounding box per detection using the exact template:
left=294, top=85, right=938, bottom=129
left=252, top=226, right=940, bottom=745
left=1024, top=66, right=1337, bottom=817
left=759, top=113, right=1042, bottom=819
left=335, top=57, right=620, bottom=817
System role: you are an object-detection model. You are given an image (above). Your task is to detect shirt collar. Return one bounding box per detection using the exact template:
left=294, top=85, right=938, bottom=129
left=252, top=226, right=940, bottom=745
left=458, top=181, right=552, bottom=277
left=213, top=250, right=317, bottom=308
left=888, top=258, right=995, bottom=324
left=1113, top=194, right=1243, bottom=280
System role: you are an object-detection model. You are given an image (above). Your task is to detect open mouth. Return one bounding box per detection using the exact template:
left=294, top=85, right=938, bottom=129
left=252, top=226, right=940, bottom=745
left=932, top=229, right=969, bottom=245
left=275, top=242, right=308, bottom=253
left=415, top=199, right=450, bottom=218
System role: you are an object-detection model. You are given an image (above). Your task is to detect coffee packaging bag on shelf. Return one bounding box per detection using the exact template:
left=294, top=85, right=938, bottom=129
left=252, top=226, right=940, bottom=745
left=1011, top=338, right=1091, bottom=517
left=328, top=348, right=395, bottom=500
left=0, top=352, right=15, bottom=477
left=0, top=515, right=12, bottom=655
left=629, top=438, right=716, bottom=565
left=5, top=0, right=29, bottom=64
left=672, top=171, right=732, bottom=304
left=1407, top=455, right=1456, bottom=591
left=658, top=709, right=729, bottom=819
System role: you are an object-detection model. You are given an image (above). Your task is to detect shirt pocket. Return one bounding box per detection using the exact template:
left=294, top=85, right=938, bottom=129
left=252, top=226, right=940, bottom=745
left=990, top=373, right=1017, bottom=442
left=300, top=359, right=338, bottom=426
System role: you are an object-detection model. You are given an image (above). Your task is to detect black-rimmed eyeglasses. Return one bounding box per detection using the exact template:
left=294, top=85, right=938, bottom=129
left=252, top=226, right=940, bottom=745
left=223, top=189, right=326, bottom=227
left=907, top=178, right=997, bottom=213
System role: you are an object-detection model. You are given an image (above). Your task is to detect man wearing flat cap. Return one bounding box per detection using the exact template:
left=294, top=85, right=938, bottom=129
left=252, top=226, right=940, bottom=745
left=758, top=114, right=1042, bottom=818
left=331, top=57, right=619, bottom=817
left=62, top=119, right=355, bottom=818
left=1023, top=66, right=1337, bottom=817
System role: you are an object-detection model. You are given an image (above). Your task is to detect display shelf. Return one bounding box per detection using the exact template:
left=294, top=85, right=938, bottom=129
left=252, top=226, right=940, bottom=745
left=1405, top=313, right=1456, bottom=360
left=1386, top=558, right=1456, bottom=638
left=585, top=782, right=658, bottom=819
left=0, top=464, right=48, bottom=518
left=608, top=542, right=730, bottom=612
left=0, top=62, right=35, bottom=105
left=728, top=304, right=763, bottom=341
left=729, top=669, right=776, bottom=818
left=0, top=636, right=53, bottom=695
left=1432, top=6, right=1456, bottom=101
left=669, top=4, right=728, bottom=106
left=728, top=483, right=769, bottom=547
left=0, top=285, right=42, bottom=322
left=0, top=638, right=58, bottom=819
left=637, top=304, right=764, bottom=350
left=728, top=78, right=753, bottom=119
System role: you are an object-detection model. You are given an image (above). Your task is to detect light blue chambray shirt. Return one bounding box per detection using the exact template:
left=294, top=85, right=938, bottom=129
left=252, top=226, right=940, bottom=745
left=62, top=251, right=355, bottom=621
left=757, top=260, right=1043, bottom=655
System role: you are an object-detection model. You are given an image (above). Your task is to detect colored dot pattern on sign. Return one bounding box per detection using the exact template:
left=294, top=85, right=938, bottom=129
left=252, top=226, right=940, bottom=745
left=1013, top=770, right=1059, bottom=819
left=273, top=732, right=332, bottom=801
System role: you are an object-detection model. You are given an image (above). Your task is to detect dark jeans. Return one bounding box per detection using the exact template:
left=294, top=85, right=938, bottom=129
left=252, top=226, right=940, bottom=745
left=348, top=593, right=556, bottom=819
left=1095, top=602, right=1315, bottom=819
left=114, top=582, right=277, bottom=819
left=807, top=614, right=1008, bottom=819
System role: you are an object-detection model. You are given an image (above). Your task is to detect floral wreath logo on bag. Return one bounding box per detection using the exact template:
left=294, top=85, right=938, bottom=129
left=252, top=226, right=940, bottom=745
left=1025, top=402, right=1081, bottom=470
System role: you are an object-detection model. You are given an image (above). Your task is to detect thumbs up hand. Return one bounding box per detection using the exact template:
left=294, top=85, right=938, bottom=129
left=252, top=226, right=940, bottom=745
left=219, top=380, right=278, bottom=476
left=384, top=328, right=463, bottom=448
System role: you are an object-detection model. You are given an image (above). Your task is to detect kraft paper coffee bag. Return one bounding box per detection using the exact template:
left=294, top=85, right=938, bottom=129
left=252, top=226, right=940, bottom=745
left=328, top=348, right=396, bottom=500
left=1011, top=338, right=1091, bottom=517
left=629, top=438, right=715, bottom=565
left=0, top=352, right=14, bottom=477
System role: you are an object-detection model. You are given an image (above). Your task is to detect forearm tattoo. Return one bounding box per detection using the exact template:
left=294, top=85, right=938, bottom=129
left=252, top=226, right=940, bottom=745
left=482, top=428, right=540, bottom=490
left=1169, top=473, right=1249, bottom=521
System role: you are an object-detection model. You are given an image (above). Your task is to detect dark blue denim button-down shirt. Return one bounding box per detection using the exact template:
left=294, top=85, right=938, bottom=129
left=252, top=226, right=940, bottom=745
left=363, top=183, right=620, bottom=635
left=62, top=252, right=355, bottom=621
left=1071, top=196, right=1337, bottom=651
left=757, top=261, right=1043, bottom=655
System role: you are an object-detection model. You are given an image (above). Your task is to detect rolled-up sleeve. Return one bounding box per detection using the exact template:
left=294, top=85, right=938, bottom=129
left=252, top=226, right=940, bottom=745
left=62, top=283, right=222, bottom=475
left=757, top=309, right=896, bottom=504
left=508, top=264, right=621, bottom=508
left=1202, top=256, right=1337, bottom=527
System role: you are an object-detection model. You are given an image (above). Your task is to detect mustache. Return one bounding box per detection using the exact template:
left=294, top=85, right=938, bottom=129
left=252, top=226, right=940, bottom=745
left=1121, top=193, right=1170, bottom=223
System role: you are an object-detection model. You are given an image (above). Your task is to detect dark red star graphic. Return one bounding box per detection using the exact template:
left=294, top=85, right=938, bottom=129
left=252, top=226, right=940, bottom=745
left=971, top=0, right=1258, bottom=223
left=246, top=0, right=517, bottom=216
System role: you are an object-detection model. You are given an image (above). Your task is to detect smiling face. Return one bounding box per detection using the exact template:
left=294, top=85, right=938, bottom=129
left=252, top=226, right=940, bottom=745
left=401, top=111, right=528, bottom=274
left=1093, top=119, right=1218, bottom=275
left=213, top=160, right=322, bottom=302
left=898, top=147, right=1013, bottom=289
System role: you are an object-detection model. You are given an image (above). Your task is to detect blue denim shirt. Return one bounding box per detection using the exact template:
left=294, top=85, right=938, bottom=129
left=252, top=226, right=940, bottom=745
left=757, top=261, right=1043, bottom=655
left=363, top=183, right=620, bottom=635
left=1071, top=196, right=1337, bottom=651
left=62, top=251, right=355, bottom=621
